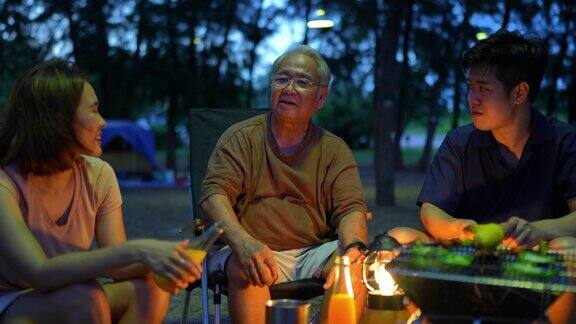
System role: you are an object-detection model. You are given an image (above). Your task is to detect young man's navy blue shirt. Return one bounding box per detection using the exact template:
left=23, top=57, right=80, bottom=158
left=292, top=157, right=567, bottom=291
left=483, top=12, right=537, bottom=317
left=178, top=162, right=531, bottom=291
left=417, top=109, right=576, bottom=223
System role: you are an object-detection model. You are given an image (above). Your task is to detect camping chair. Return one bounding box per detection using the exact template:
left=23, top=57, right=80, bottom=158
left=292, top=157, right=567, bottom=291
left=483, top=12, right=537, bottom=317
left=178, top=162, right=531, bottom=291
left=181, top=108, right=326, bottom=324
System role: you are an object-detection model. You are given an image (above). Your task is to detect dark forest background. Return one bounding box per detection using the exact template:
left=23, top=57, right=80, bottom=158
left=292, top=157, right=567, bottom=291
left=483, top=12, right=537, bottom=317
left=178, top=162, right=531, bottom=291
left=1, top=0, right=575, bottom=206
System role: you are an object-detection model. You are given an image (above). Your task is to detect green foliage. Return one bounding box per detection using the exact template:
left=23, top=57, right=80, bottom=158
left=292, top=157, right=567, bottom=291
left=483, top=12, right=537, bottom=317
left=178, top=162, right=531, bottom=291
left=353, top=146, right=432, bottom=169
left=1, top=0, right=575, bottom=168
left=315, top=82, right=372, bottom=149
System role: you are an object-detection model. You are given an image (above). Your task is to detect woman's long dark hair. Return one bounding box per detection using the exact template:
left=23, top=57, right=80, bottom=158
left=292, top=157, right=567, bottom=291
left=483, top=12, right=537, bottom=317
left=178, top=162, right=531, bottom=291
left=0, top=60, right=87, bottom=175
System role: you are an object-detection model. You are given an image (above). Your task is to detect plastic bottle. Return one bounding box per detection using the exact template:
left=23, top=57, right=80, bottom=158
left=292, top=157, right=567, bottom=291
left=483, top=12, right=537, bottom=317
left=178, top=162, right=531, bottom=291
left=322, top=255, right=356, bottom=324
left=154, top=221, right=225, bottom=292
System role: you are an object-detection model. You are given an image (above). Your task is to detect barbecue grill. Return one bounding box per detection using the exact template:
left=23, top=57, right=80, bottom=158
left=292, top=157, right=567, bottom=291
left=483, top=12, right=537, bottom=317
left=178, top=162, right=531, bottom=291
left=386, top=242, right=576, bottom=321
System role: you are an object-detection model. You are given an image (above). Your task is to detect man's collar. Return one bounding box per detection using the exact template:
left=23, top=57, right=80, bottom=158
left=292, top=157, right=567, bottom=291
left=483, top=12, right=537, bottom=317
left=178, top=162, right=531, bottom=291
left=470, top=108, right=554, bottom=147
left=529, top=108, right=555, bottom=144
left=470, top=128, right=495, bottom=147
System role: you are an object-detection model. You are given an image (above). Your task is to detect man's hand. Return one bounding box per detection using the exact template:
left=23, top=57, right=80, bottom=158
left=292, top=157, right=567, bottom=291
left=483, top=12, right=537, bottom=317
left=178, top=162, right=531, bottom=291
left=323, top=248, right=365, bottom=296
left=346, top=248, right=366, bottom=297
left=236, top=238, right=278, bottom=287
left=501, top=216, right=550, bottom=248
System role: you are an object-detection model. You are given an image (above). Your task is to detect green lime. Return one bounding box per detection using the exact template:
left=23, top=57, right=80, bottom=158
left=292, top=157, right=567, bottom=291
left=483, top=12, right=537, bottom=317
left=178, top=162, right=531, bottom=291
left=474, top=223, right=504, bottom=249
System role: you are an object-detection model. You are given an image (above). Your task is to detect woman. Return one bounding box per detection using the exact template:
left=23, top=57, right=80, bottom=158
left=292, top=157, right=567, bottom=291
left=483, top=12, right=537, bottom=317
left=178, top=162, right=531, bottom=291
left=0, top=60, right=200, bottom=323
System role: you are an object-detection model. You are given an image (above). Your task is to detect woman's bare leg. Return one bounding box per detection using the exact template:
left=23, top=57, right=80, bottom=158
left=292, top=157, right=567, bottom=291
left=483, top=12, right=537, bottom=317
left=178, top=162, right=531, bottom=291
left=1, top=281, right=111, bottom=324
left=103, top=276, right=169, bottom=324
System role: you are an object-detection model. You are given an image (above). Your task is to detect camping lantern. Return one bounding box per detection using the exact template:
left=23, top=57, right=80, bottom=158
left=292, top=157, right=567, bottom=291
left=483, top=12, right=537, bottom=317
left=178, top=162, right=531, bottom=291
left=361, top=234, right=418, bottom=324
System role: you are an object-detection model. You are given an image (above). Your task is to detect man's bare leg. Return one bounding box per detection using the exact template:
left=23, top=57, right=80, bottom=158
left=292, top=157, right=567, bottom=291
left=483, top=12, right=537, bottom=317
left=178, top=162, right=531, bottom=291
left=226, top=253, right=271, bottom=324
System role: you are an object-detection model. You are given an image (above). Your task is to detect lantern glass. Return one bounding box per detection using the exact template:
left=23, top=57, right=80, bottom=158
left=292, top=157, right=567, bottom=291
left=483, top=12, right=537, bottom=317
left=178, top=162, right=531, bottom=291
left=362, top=249, right=401, bottom=295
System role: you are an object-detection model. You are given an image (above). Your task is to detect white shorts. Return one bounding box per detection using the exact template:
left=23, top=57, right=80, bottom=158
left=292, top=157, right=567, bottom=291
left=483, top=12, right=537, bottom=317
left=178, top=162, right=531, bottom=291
left=0, top=289, right=33, bottom=315
left=208, top=240, right=339, bottom=284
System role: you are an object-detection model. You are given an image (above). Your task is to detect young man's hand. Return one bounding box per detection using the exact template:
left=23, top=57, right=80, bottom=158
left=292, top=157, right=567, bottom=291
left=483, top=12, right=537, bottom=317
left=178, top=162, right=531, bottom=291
left=501, top=216, right=551, bottom=248
left=452, top=218, right=478, bottom=241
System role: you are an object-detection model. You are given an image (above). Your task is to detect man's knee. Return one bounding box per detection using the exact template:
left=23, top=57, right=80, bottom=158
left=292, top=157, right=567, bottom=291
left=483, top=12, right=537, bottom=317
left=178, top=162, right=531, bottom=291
left=388, top=227, right=431, bottom=245
left=226, top=254, right=252, bottom=288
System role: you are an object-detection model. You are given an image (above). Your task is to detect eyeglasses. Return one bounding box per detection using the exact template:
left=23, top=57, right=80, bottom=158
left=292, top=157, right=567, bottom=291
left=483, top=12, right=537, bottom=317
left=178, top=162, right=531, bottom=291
left=272, top=75, right=324, bottom=91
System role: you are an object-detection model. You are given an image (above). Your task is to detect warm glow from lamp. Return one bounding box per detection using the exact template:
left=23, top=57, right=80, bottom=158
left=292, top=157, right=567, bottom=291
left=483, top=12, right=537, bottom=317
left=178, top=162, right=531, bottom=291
left=315, top=9, right=326, bottom=16
left=476, top=32, right=488, bottom=40
left=307, top=19, right=334, bottom=29
left=371, top=261, right=398, bottom=295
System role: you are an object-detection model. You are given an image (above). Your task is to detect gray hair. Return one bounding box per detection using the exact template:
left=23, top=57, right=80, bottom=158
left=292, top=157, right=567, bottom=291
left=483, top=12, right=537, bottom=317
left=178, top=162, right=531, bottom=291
left=270, top=45, right=332, bottom=86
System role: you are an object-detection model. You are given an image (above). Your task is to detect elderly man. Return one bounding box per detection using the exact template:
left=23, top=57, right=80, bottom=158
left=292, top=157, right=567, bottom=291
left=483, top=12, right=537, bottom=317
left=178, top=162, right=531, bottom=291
left=199, top=45, right=368, bottom=324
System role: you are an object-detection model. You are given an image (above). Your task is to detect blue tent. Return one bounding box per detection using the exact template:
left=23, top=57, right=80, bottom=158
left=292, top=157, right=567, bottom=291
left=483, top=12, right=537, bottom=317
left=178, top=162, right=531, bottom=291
left=102, top=120, right=158, bottom=174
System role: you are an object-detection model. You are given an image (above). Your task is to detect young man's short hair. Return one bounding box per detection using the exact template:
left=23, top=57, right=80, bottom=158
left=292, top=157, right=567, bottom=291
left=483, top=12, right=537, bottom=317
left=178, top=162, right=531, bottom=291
left=461, top=30, right=548, bottom=103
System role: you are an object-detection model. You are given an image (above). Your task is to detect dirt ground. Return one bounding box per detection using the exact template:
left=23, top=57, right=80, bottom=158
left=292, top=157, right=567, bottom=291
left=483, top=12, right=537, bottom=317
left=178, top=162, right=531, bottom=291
left=120, top=167, right=426, bottom=323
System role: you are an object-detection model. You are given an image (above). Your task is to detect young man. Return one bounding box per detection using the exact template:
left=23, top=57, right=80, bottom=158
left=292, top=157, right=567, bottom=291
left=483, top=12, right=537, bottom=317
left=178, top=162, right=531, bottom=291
left=390, top=30, right=576, bottom=323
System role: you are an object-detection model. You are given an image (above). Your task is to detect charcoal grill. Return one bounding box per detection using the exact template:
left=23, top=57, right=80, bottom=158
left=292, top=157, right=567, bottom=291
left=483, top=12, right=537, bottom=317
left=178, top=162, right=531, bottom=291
left=386, top=243, right=576, bottom=321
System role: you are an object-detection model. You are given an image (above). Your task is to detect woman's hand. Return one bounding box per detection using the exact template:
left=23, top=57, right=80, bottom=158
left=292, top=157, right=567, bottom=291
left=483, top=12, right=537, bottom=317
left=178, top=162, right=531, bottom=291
left=129, top=239, right=202, bottom=292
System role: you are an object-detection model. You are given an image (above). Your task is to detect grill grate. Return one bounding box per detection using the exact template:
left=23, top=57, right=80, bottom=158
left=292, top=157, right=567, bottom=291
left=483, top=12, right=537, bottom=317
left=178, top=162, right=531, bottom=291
left=385, top=244, right=576, bottom=319
left=387, top=244, right=576, bottom=293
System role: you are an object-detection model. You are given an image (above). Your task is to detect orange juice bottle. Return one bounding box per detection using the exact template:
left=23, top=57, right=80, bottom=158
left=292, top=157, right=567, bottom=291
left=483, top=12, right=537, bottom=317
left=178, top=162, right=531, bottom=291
left=154, top=221, right=224, bottom=292
left=323, top=255, right=356, bottom=324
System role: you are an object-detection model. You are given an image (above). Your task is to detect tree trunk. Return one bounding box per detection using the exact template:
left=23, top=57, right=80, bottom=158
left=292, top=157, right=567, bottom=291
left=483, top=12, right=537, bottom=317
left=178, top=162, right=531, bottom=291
left=569, top=58, right=576, bottom=124
left=546, top=37, right=567, bottom=116
left=546, top=9, right=570, bottom=116
left=501, top=0, right=511, bottom=30
left=451, top=69, right=463, bottom=129
left=373, top=0, right=403, bottom=206
left=419, top=69, right=448, bottom=171
left=185, top=4, right=199, bottom=107
left=302, top=0, right=312, bottom=44
left=94, top=0, right=111, bottom=116
left=165, top=1, right=180, bottom=172
left=246, top=47, right=258, bottom=108
left=393, top=0, right=413, bottom=170
left=450, top=2, right=471, bottom=129
left=64, top=3, right=82, bottom=64
left=246, top=0, right=264, bottom=108
left=214, top=2, right=237, bottom=85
